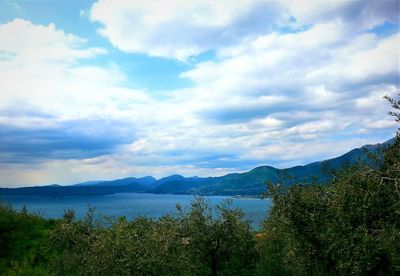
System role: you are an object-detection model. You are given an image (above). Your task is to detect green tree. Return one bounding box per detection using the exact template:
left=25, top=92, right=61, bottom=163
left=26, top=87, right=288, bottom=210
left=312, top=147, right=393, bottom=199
left=49, top=197, right=257, bottom=275
left=0, top=202, right=53, bottom=275
left=257, top=92, right=400, bottom=275
left=177, top=197, right=257, bottom=275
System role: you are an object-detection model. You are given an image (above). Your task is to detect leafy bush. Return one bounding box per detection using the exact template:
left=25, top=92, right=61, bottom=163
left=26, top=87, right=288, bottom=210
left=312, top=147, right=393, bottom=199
left=257, top=93, right=400, bottom=275
left=50, top=197, right=257, bottom=275
left=0, top=202, right=54, bottom=275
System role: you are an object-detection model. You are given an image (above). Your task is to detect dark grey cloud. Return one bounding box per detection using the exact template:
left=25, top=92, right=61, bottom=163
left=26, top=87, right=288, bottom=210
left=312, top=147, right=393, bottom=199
left=200, top=105, right=271, bottom=124
left=342, top=0, right=399, bottom=26
left=291, top=0, right=399, bottom=31
left=164, top=150, right=242, bottom=167
left=0, top=119, right=135, bottom=163
left=0, top=107, right=55, bottom=119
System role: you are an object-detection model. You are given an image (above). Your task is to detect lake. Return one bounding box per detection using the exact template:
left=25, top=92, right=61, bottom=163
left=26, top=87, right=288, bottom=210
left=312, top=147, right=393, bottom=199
left=0, top=193, right=271, bottom=229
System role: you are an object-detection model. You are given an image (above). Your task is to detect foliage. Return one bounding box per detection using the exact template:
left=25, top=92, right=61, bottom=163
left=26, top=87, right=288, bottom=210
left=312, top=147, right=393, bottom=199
left=257, top=93, right=400, bottom=275
left=0, top=202, right=54, bottom=275
left=176, top=198, right=257, bottom=275
left=49, top=197, right=256, bottom=275
left=385, top=92, right=400, bottom=123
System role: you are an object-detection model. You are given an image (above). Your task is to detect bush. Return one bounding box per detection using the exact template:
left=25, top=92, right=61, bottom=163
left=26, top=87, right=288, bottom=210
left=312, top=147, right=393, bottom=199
left=258, top=140, right=400, bottom=275
left=0, top=202, right=54, bottom=275
left=50, top=197, right=257, bottom=275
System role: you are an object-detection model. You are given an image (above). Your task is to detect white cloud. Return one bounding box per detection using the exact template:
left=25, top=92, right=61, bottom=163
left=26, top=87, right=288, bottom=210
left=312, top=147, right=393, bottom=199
left=0, top=19, right=152, bottom=121
left=89, top=0, right=285, bottom=60
left=89, top=0, right=398, bottom=60
left=306, top=34, right=400, bottom=85
left=0, top=19, right=105, bottom=63
left=347, top=34, right=399, bottom=80
left=0, top=0, right=399, bottom=187
left=170, top=20, right=399, bottom=167
left=244, top=137, right=378, bottom=165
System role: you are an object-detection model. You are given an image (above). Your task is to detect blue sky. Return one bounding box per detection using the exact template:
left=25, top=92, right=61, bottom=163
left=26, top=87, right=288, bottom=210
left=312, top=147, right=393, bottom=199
left=0, top=0, right=399, bottom=187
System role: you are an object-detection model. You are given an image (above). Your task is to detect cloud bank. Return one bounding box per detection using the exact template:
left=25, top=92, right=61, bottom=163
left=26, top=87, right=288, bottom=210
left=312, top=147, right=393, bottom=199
left=0, top=1, right=399, bottom=186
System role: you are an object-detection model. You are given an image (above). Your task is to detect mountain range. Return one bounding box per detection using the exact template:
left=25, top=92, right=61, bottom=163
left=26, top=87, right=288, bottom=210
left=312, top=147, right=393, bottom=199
left=0, top=139, right=392, bottom=197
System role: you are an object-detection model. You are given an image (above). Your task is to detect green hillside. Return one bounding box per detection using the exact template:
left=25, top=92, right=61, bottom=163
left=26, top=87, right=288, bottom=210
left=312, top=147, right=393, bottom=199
left=152, top=139, right=392, bottom=195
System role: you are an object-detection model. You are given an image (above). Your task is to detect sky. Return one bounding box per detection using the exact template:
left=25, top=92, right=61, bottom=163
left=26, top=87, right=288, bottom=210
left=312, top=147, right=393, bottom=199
left=0, top=0, right=399, bottom=187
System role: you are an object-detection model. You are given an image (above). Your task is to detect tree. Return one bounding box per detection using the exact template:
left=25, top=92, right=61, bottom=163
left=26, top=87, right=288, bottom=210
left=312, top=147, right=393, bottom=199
left=176, top=197, right=257, bottom=275
left=384, top=92, right=400, bottom=123
left=49, top=197, right=257, bottom=275
left=257, top=92, right=400, bottom=274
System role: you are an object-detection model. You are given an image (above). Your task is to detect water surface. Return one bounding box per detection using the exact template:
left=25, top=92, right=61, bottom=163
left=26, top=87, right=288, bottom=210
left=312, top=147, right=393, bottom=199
left=1, top=193, right=271, bottom=229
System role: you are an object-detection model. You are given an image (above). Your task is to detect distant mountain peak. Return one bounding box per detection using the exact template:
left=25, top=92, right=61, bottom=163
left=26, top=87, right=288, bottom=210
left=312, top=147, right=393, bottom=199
left=1, top=138, right=394, bottom=197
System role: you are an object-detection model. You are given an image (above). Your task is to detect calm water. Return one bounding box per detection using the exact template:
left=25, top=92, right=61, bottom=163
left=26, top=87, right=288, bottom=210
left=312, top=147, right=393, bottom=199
left=1, top=193, right=271, bottom=229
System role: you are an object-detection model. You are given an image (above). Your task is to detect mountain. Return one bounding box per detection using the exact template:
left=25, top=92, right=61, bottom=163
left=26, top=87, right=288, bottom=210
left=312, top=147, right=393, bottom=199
left=0, top=139, right=393, bottom=197
left=0, top=184, right=147, bottom=197
left=73, top=180, right=105, bottom=186
left=156, top=174, right=186, bottom=185
left=149, top=139, right=393, bottom=196
left=74, top=176, right=158, bottom=188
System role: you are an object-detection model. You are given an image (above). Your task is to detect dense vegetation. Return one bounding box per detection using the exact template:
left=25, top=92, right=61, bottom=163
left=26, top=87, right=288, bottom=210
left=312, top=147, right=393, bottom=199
left=1, top=94, right=399, bottom=275
left=0, top=198, right=258, bottom=275
left=0, top=204, right=55, bottom=275
left=256, top=94, right=400, bottom=275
